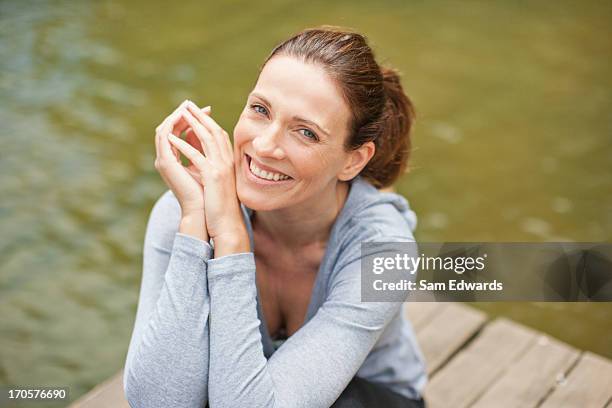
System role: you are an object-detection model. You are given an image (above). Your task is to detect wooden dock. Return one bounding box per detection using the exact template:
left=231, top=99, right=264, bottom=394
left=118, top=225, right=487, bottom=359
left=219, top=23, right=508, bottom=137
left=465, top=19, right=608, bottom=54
left=70, top=303, right=612, bottom=407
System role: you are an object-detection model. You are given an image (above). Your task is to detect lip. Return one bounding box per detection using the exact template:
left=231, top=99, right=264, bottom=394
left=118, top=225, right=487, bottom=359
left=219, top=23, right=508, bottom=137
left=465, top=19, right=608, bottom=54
left=243, top=154, right=293, bottom=185
left=247, top=154, right=289, bottom=177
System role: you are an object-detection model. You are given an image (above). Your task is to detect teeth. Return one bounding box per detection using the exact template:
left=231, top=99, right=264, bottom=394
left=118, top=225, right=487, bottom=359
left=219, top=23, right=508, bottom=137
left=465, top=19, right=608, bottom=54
left=249, top=157, right=290, bottom=181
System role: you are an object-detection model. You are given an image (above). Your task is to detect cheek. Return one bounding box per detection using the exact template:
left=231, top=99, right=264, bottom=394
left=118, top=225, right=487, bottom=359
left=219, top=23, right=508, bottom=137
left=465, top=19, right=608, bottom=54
left=293, top=149, right=331, bottom=180
left=232, top=115, right=250, bottom=147
left=316, top=149, right=333, bottom=167
left=304, top=147, right=347, bottom=182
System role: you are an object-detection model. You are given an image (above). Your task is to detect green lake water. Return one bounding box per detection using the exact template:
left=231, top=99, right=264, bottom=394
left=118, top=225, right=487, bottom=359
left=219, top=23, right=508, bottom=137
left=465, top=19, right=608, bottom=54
left=1, top=0, right=611, bottom=405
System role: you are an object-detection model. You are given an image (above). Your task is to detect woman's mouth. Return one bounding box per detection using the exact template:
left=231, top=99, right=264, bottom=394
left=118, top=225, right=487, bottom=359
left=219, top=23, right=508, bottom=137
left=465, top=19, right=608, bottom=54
left=244, top=154, right=293, bottom=184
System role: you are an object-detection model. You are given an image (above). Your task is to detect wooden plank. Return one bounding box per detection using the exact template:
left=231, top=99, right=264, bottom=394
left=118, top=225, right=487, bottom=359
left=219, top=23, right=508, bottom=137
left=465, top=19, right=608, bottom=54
left=471, top=334, right=580, bottom=408
left=424, top=318, right=537, bottom=408
left=413, top=303, right=487, bottom=375
left=404, top=302, right=446, bottom=331
left=69, top=369, right=129, bottom=408
left=540, top=352, right=612, bottom=408
left=73, top=308, right=612, bottom=407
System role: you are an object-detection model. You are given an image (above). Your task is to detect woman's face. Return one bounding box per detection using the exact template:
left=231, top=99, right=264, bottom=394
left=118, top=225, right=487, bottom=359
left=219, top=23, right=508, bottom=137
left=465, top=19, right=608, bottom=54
left=233, top=55, right=355, bottom=211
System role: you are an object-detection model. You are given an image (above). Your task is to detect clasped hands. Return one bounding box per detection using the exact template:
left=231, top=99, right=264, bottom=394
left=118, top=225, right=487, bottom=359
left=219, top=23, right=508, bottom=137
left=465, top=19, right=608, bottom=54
left=154, top=99, right=249, bottom=256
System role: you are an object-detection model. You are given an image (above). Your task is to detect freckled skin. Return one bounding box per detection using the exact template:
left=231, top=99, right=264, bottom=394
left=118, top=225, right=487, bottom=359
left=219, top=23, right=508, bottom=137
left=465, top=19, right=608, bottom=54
left=232, top=55, right=354, bottom=214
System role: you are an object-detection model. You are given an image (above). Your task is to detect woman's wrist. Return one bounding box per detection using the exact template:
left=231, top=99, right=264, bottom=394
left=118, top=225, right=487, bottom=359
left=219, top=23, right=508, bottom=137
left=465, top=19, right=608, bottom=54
left=179, top=212, right=209, bottom=241
left=213, top=225, right=250, bottom=258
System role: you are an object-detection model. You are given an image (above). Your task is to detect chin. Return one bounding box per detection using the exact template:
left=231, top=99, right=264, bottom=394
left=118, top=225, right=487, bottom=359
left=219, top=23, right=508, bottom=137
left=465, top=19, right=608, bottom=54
left=236, top=184, right=284, bottom=211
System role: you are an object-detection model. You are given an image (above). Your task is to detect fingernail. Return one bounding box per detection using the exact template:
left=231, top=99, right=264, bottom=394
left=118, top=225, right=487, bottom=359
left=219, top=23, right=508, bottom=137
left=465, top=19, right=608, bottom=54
left=203, top=105, right=211, bottom=111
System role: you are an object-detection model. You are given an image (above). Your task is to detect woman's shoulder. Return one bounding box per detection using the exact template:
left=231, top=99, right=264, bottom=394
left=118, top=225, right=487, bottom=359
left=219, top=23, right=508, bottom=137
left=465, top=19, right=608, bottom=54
left=338, top=178, right=417, bottom=243
left=351, top=200, right=415, bottom=238
left=325, top=180, right=415, bottom=270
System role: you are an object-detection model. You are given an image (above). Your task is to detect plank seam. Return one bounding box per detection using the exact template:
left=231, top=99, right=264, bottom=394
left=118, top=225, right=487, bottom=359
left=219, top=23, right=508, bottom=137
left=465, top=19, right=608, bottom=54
left=534, top=351, right=584, bottom=408
left=428, top=316, right=489, bottom=379
left=466, top=328, right=540, bottom=407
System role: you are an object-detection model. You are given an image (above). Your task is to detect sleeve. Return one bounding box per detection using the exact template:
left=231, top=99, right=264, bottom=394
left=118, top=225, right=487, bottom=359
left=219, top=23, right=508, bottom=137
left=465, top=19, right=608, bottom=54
left=205, top=250, right=403, bottom=408
left=123, top=190, right=213, bottom=408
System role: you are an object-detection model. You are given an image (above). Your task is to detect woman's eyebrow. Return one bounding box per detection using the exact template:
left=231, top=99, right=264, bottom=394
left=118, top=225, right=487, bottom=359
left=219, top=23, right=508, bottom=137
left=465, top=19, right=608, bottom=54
left=250, top=92, right=272, bottom=107
left=249, top=92, right=330, bottom=137
left=292, top=115, right=330, bottom=137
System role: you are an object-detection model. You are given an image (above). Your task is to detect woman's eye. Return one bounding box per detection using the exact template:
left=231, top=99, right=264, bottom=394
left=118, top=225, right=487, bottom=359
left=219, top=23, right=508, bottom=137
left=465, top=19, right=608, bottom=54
left=300, top=128, right=318, bottom=141
left=251, top=104, right=268, bottom=116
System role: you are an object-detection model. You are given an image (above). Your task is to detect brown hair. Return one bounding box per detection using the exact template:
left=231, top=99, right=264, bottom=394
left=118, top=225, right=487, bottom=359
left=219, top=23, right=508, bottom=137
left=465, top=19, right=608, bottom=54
left=262, top=26, right=415, bottom=189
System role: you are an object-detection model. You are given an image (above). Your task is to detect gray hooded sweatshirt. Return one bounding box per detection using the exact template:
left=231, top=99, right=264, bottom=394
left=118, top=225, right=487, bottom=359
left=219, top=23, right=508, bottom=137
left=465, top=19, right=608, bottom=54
left=123, top=176, right=427, bottom=408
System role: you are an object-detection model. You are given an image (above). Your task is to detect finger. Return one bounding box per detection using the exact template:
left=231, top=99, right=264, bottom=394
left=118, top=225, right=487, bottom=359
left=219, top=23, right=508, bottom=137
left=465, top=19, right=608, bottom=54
left=158, top=109, right=184, bottom=160
left=171, top=102, right=209, bottom=130
left=187, top=103, right=232, bottom=163
left=167, top=133, right=209, bottom=172
left=182, top=106, right=211, bottom=155
left=181, top=108, right=220, bottom=160
left=171, top=142, right=180, bottom=162
left=171, top=110, right=193, bottom=138
left=183, top=128, right=201, bottom=168
left=185, top=128, right=204, bottom=155
left=155, top=100, right=198, bottom=168
left=157, top=111, right=178, bottom=161
left=160, top=130, right=178, bottom=161
left=185, top=104, right=212, bottom=156
left=158, top=100, right=188, bottom=131
left=189, top=103, right=224, bottom=137
left=155, top=129, right=160, bottom=158
left=185, top=165, right=204, bottom=185
left=187, top=103, right=233, bottom=162
left=157, top=100, right=194, bottom=142
left=221, top=128, right=233, bottom=162
left=192, top=103, right=224, bottom=135
left=168, top=124, right=182, bottom=162
left=186, top=102, right=211, bottom=115
left=156, top=101, right=211, bottom=164
left=170, top=102, right=210, bottom=136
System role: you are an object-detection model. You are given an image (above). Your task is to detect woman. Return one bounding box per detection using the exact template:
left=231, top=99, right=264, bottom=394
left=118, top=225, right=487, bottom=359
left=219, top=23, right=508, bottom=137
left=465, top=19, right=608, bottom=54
left=123, top=27, right=427, bottom=407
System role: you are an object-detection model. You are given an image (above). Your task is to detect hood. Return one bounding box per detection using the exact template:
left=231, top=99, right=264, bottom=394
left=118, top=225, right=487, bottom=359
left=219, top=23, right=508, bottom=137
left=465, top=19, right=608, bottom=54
left=339, top=176, right=417, bottom=234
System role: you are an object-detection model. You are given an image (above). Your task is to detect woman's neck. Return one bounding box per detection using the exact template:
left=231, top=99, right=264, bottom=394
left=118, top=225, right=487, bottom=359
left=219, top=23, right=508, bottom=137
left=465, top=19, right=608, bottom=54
left=252, top=181, right=350, bottom=252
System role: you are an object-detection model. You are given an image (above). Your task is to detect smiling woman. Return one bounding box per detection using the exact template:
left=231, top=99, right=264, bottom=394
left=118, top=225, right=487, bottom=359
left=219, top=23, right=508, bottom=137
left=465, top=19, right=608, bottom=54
left=123, top=26, right=427, bottom=408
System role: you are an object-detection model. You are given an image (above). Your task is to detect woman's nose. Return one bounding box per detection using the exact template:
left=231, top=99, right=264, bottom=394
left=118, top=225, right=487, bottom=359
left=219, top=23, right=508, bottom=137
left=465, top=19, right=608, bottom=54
left=252, top=125, right=285, bottom=160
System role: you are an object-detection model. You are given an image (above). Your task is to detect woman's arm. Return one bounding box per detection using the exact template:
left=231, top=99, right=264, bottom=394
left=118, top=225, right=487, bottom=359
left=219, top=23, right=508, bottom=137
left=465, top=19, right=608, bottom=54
left=205, top=251, right=402, bottom=408
left=123, top=191, right=212, bottom=408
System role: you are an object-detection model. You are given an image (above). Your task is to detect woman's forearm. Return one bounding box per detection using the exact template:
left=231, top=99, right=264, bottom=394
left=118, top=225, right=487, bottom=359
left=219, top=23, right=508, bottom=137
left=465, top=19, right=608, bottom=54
left=124, top=233, right=212, bottom=408
left=206, top=252, right=276, bottom=407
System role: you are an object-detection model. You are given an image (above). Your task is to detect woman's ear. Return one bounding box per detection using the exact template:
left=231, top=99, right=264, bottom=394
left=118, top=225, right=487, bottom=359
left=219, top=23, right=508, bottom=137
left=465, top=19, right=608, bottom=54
left=338, top=141, right=375, bottom=181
